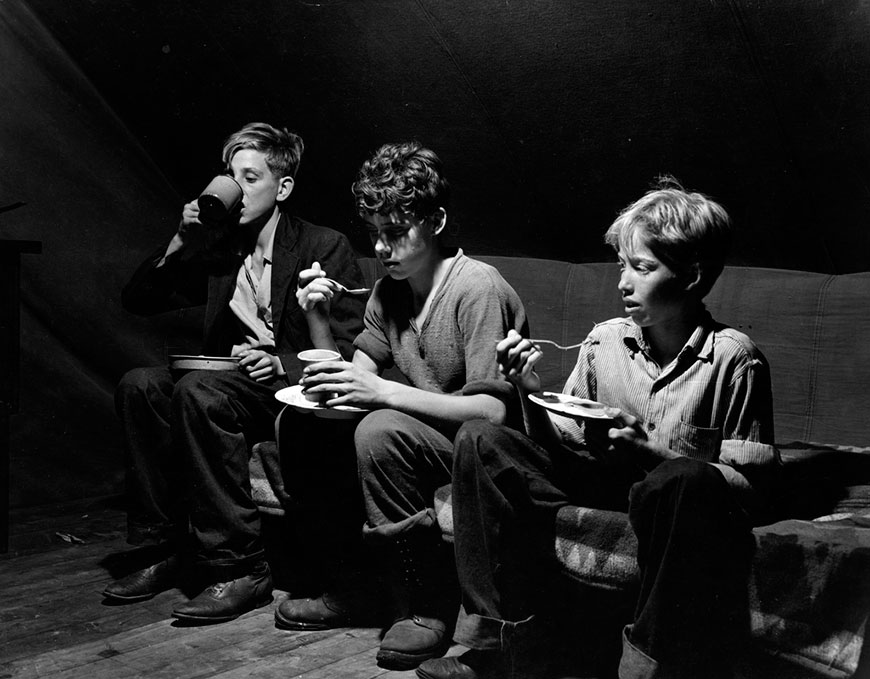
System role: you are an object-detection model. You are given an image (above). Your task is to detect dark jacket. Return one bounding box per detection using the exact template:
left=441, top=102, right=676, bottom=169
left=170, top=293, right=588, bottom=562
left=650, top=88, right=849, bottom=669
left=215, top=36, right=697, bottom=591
left=122, top=212, right=365, bottom=381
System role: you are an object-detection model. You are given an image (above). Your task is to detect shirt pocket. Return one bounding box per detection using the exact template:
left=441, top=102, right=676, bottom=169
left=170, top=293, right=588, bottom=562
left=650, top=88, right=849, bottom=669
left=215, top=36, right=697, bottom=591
left=673, top=421, right=722, bottom=461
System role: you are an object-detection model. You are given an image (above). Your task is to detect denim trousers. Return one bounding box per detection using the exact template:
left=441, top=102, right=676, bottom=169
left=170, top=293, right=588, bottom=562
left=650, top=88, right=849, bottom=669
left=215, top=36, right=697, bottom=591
left=451, top=420, right=752, bottom=679
left=115, top=366, right=287, bottom=581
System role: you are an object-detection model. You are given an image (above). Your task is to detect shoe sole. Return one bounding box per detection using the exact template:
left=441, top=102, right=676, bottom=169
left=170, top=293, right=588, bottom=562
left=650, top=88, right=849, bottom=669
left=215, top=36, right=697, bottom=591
left=102, top=590, right=158, bottom=603
left=274, top=610, right=339, bottom=631
left=171, top=594, right=273, bottom=624
left=376, top=644, right=450, bottom=671
left=101, top=583, right=177, bottom=602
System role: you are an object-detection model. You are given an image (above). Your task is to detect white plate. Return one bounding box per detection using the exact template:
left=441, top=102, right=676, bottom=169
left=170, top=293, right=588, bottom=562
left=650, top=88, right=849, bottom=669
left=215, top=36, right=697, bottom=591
left=528, top=392, right=614, bottom=420
left=275, top=384, right=369, bottom=420
left=169, top=355, right=241, bottom=371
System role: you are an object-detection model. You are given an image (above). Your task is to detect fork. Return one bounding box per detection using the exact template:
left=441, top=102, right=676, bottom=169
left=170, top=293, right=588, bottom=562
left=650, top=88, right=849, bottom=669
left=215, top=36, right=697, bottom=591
left=324, top=278, right=371, bottom=295
left=529, top=338, right=585, bottom=351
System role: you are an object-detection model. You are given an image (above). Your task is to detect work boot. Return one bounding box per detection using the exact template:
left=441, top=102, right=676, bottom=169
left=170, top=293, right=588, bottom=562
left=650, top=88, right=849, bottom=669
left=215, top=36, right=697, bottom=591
left=376, top=531, right=459, bottom=670
left=275, top=589, right=366, bottom=630
left=172, top=560, right=272, bottom=624
left=274, top=554, right=383, bottom=630
left=102, top=542, right=180, bottom=603
left=102, top=554, right=180, bottom=602
left=416, top=650, right=509, bottom=679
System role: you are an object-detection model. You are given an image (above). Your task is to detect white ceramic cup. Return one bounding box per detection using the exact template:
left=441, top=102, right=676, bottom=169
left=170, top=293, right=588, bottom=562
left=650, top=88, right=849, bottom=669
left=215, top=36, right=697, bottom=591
left=197, top=175, right=243, bottom=223
left=298, top=349, right=341, bottom=402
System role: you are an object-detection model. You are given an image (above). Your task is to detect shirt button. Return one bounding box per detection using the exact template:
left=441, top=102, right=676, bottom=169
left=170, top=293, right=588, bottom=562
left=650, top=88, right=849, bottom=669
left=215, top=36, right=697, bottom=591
left=647, top=422, right=656, bottom=431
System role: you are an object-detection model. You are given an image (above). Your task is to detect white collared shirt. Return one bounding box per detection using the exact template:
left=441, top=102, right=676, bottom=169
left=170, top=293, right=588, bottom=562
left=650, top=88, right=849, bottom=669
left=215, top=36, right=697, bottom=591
left=229, top=225, right=277, bottom=354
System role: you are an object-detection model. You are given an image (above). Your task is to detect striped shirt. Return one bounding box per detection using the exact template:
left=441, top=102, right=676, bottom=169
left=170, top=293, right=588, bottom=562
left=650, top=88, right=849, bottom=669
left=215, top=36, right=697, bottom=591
left=552, top=311, right=779, bottom=494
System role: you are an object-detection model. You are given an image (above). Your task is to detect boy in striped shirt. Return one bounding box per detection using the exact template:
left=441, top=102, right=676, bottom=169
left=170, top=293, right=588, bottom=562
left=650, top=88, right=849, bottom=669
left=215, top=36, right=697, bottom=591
left=418, top=179, right=780, bottom=679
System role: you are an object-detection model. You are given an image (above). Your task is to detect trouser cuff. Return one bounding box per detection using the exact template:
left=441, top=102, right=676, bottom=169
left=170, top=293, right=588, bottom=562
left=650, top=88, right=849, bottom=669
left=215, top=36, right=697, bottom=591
left=127, top=521, right=176, bottom=547
left=196, top=550, right=267, bottom=582
left=361, top=508, right=439, bottom=542
left=619, top=625, right=661, bottom=679
left=454, top=609, right=535, bottom=651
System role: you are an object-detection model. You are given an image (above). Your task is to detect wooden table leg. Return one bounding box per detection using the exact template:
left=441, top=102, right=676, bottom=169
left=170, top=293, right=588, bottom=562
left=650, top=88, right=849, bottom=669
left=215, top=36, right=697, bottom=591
left=0, top=407, right=8, bottom=552
left=0, top=240, right=41, bottom=553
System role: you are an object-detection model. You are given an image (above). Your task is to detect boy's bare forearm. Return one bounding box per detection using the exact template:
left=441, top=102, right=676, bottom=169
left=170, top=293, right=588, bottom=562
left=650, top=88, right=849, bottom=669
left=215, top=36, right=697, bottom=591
left=384, top=385, right=507, bottom=432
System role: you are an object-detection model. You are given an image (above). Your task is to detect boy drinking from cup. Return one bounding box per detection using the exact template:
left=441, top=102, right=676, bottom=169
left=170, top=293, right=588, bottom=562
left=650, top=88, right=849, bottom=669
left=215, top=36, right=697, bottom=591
left=275, top=142, right=528, bottom=670
left=417, top=179, right=781, bottom=679
left=107, top=123, right=365, bottom=623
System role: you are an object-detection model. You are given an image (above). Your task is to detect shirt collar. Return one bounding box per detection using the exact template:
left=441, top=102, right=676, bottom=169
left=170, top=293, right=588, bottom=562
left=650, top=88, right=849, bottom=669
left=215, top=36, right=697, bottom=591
left=623, top=307, right=715, bottom=363
left=262, top=219, right=277, bottom=265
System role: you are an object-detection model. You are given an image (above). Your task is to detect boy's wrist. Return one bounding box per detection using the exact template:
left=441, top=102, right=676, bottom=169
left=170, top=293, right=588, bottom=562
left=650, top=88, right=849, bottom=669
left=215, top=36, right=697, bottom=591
left=380, top=379, right=403, bottom=410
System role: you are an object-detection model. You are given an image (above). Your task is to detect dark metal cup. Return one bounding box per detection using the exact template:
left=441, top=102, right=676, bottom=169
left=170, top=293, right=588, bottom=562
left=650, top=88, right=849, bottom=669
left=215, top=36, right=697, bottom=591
left=197, top=175, right=242, bottom=223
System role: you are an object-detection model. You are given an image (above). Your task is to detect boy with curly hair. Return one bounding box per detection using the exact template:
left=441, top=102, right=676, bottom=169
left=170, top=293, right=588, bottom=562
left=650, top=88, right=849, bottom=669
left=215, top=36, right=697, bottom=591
left=275, top=142, right=528, bottom=671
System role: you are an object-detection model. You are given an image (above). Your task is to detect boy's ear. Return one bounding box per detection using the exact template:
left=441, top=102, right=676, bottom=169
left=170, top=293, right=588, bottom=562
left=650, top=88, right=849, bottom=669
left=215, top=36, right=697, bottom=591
left=431, top=207, right=447, bottom=235
left=683, top=263, right=703, bottom=292
left=276, top=176, right=295, bottom=202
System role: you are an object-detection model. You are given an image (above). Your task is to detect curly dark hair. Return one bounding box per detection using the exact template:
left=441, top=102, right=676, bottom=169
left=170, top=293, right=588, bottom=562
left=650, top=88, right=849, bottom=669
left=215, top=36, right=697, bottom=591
left=351, top=141, right=450, bottom=218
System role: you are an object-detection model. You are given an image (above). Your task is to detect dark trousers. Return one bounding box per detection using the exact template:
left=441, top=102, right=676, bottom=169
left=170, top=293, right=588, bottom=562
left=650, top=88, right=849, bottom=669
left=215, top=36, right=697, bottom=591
left=278, top=408, right=453, bottom=558
left=115, top=366, right=287, bottom=580
left=452, top=420, right=752, bottom=679
left=277, top=407, right=366, bottom=591
left=277, top=408, right=453, bottom=600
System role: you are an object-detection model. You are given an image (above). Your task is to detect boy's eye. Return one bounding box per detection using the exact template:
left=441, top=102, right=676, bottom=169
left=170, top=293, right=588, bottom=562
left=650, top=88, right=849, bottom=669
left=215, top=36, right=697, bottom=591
left=377, top=228, right=408, bottom=240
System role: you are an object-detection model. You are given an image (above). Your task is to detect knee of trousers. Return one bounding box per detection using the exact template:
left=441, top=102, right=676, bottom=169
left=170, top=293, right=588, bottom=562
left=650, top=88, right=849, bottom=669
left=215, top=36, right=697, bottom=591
left=116, top=366, right=167, bottom=408
left=170, top=370, right=225, bottom=408
left=353, top=409, right=416, bottom=466
left=354, top=408, right=453, bottom=479
left=629, top=456, right=724, bottom=511
left=453, top=419, right=504, bottom=471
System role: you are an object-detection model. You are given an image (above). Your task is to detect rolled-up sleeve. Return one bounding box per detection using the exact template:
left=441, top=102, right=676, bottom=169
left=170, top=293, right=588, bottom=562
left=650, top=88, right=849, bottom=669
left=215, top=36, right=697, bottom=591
left=717, top=355, right=782, bottom=503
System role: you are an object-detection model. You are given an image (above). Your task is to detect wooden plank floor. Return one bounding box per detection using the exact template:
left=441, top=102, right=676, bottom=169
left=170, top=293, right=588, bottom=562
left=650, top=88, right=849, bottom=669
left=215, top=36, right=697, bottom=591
left=0, top=498, right=471, bottom=679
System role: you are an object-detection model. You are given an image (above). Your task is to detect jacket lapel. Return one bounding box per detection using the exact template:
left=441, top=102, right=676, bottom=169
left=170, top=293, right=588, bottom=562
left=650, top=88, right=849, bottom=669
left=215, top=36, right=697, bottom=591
left=205, top=259, right=241, bottom=340
left=270, top=213, right=300, bottom=344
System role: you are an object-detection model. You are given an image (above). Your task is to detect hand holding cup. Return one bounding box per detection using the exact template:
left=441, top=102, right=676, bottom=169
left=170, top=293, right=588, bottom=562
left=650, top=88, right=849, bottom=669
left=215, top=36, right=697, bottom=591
left=298, top=349, right=341, bottom=402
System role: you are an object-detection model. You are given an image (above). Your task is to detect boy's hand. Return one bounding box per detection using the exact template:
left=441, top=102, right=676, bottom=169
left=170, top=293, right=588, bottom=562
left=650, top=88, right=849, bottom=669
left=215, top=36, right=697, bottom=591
left=297, top=261, right=336, bottom=313
left=165, top=201, right=224, bottom=258
left=496, top=330, right=542, bottom=393
left=238, top=348, right=283, bottom=383
left=299, top=359, right=392, bottom=408
left=604, top=411, right=679, bottom=469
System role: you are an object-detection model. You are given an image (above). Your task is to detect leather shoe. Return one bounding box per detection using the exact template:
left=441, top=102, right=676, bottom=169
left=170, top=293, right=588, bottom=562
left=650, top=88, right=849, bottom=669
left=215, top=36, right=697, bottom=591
left=377, top=615, right=451, bottom=670
left=102, top=555, right=179, bottom=602
left=172, top=562, right=273, bottom=624
left=416, top=650, right=506, bottom=679
left=275, top=590, right=360, bottom=630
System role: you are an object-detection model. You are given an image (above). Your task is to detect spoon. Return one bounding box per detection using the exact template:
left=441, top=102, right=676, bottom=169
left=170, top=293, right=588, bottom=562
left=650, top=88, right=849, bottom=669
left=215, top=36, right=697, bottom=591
left=324, top=278, right=371, bottom=295
left=529, top=338, right=585, bottom=351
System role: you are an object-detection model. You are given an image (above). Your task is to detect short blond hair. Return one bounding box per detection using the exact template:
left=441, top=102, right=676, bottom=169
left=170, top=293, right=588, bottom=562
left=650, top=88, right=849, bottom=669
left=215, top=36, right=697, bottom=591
left=605, top=177, right=732, bottom=295
left=221, top=122, right=304, bottom=179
